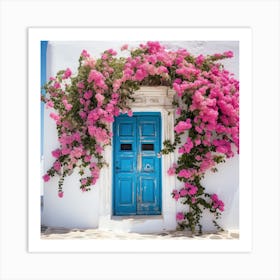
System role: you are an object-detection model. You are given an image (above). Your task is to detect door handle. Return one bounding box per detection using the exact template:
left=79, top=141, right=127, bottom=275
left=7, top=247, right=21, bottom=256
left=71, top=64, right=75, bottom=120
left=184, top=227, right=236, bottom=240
left=137, top=153, right=142, bottom=171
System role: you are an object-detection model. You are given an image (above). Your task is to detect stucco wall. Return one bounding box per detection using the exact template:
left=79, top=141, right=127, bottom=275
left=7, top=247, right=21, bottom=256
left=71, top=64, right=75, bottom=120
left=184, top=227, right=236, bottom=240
left=42, top=41, right=239, bottom=232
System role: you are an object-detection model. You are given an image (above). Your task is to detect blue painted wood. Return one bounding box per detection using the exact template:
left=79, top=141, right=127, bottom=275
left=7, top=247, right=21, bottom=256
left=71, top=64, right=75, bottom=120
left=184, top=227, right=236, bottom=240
left=114, top=117, right=137, bottom=215
left=41, top=41, right=48, bottom=157
left=113, top=113, right=161, bottom=215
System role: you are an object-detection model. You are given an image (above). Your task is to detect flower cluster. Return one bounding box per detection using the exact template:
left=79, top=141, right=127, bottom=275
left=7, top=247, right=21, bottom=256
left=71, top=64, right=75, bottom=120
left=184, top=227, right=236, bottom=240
left=172, top=182, right=198, bottom=202
left=42, top=41, right=239, bottom=233
left=211, top=194, right=225, bottom=212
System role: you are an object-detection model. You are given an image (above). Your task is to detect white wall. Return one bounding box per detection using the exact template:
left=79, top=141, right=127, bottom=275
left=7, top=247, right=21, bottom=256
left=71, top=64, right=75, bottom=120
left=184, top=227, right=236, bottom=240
left=42, top=41, right=239, bottom=232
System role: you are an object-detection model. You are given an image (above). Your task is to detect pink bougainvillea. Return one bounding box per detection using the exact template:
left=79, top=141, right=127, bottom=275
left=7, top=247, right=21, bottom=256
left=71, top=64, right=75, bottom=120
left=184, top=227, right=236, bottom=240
left=42, top=41, right=239, bottom=233
left=211, top=194, right=225, bottom=212
left=176, top=212, right=185, bottom=221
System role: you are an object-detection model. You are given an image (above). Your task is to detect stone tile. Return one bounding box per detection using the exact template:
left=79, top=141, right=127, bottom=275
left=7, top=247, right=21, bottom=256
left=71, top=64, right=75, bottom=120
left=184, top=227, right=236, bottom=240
left=209, top=235, right=222, bottom=239
left=230, top=232, right=239, bottom=239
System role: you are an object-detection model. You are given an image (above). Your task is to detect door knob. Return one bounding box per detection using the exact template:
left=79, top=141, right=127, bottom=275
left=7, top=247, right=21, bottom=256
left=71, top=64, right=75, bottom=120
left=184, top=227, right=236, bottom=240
left=157, top=152, right=162, bottom=158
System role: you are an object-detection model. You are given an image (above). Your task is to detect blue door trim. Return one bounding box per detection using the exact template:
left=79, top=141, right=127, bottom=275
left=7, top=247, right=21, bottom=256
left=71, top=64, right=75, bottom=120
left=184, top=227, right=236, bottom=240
left=41, top=41, right=48, bottom=157
left=113, top=112, right=162, bottom=216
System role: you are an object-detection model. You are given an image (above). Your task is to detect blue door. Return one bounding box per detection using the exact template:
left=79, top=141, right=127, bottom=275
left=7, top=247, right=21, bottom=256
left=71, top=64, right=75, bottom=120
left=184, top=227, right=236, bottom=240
left=113, top=113, right=161, bottom=215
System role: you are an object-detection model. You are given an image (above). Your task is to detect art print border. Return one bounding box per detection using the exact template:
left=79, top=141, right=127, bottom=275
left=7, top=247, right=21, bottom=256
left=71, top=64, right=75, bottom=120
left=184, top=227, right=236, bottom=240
left=28, top=27, right=252, bottom=253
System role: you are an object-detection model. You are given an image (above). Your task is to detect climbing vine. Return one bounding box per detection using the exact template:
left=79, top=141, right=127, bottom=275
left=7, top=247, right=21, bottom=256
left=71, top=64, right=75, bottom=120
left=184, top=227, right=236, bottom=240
left=42, top=42, right=239, bottom=233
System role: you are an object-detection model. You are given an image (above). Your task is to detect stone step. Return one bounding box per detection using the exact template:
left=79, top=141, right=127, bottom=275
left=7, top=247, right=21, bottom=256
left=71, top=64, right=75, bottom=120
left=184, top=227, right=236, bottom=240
left=98, top=215, right=166, bottom=234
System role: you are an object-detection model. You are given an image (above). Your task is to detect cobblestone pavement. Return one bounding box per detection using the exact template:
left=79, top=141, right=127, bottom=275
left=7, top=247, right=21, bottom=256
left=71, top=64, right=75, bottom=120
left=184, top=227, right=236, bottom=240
left=41, top=226, right=239, bottom=240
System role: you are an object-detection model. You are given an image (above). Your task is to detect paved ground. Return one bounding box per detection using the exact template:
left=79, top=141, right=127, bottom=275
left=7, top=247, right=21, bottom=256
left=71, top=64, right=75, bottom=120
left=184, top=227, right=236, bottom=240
left=41, top=226, right=239, bottom=240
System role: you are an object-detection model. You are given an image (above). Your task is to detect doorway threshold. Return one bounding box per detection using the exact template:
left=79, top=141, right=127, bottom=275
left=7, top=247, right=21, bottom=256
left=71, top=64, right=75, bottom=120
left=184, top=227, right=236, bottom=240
left=112, top=215, right=163, bottom=220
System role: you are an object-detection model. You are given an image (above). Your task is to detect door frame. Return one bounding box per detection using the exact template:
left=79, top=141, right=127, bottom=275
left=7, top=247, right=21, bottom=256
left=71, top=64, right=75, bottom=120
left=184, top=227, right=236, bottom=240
left=98, top=87, right=177, bottom=231
left=112, top=112, right=162, bottom=216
